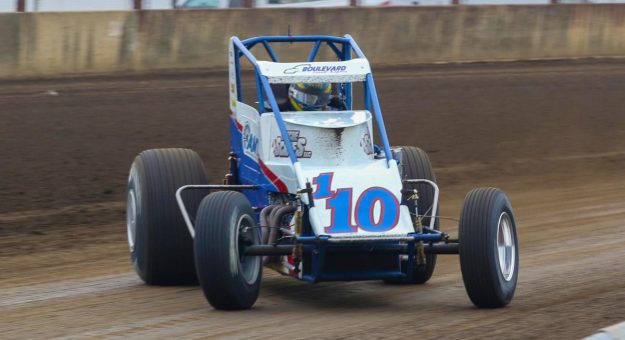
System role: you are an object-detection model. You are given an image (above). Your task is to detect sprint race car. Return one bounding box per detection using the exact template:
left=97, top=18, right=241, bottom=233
left=126, top=35, right=519, bottom=310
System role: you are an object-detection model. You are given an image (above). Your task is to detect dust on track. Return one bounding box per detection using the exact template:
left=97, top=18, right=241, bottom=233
left=1, top=59, right=624, bottom=339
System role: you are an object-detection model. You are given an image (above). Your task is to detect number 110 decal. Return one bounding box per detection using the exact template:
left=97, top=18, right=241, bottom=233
left=312, top=172, right=400, bottom=233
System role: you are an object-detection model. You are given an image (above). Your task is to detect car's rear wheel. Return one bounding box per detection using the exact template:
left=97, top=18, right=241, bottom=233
left=194, top=191, right=262, bottom=310
left=127, top=148, right=208, bottom=285
left=385, top=146, right=438, bottom=284
left=459, top=187, right=519, bottom=308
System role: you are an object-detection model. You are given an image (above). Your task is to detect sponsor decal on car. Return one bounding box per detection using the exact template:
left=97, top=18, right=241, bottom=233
left=360, top=131, right=374, bottom=155
left=242, top=122, right=259, bottom=155
left=283, top=63, right=348, bottom=75
left=272, top=130, right=312, bottom=158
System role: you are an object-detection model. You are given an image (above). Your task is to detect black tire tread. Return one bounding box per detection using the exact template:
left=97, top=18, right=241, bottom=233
left=131, top=148, right=208, bottom=285
left=399, top=146, right=437, bottom=227
left=194, top=191, right=261, bottom=310
left=459, top=187, right=518, bottom=308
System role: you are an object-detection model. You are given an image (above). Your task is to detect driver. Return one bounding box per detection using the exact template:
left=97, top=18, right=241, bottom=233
left=287, top=82, right=332, bottom=111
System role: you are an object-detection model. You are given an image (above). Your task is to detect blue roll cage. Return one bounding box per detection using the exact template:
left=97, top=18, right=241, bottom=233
left=224, top=36, right=448, bottom=282
left=231, top=35, right=394, bottom=167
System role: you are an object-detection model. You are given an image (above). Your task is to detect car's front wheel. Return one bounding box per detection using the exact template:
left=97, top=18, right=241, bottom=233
left=459, top=187, right=519, bottom=308
left=194, top=191, right=262, bottom=310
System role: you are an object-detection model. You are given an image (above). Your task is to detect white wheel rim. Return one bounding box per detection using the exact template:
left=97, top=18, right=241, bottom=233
left=127, top=189, right=137, bottom=252
left=236, top=214, right=260, bottom=285
left=497, top=212, right=516, bottom=281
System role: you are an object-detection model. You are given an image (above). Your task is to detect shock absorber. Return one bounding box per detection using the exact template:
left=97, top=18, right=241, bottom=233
left=292, top=195, right=303, bottom=274
left=409, top=189, right=426, bottom=266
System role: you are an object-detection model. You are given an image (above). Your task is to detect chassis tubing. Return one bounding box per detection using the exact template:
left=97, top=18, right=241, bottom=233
left=244, top=243, right=459, bottom=256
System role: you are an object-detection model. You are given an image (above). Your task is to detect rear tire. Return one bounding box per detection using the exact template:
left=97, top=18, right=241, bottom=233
left=194, top=191, right=262, bottom=310
left=459, top=187, right=519, bottom=308
left=385, top=146, right=438, bottom=284
left=127, top=148, right=208, bottom=285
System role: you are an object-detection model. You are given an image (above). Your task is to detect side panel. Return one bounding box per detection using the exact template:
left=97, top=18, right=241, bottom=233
left=236, top=102, right=262, bottom=185
left=259, top=113, right=299, bottom=193
left=231, top=102, right=290, bottom=204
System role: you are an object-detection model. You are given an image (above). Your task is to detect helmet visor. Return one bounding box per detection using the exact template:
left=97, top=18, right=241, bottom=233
left=290, top=87, right=330, bottom=108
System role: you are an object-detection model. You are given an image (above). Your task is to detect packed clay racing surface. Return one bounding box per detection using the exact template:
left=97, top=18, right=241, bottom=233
left=1, top=60, right=624, bottom=339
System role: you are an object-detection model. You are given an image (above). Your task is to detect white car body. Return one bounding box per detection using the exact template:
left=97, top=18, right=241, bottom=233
left=229, top=41, right=417, bottom=240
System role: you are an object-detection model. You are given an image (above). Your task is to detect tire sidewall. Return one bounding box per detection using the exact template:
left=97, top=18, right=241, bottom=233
left=128, top=158, right=149, bottom=282
left=127, top=149, right=208, bottom=285
left=228, top=206, right=262, bottom=292
left=489, top=195, right=519, bottom=304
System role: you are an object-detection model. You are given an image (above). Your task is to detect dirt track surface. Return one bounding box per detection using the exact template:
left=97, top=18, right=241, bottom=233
left=1, top=60, right=625, bottom=339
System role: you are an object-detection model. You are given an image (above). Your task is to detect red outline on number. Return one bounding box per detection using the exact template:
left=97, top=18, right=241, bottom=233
left=355, top=186, right=400, bottom=232
left=324, top=187, right=357, bottom=234
left=312, top=172, right=334, bottom=199
left=369, top=197, right=384, bottom=227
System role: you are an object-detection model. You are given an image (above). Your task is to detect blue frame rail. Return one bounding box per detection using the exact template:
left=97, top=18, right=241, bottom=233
left=231, top=35, right=394, bottom=167
left=294, top=231, right=445, bottom=282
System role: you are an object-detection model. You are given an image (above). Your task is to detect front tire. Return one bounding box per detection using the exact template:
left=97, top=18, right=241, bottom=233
left=127, top=148, right=208, bottom=285
left=194, top=191, right=262, bottom=310
left=459, top=187, right=519, bottom=308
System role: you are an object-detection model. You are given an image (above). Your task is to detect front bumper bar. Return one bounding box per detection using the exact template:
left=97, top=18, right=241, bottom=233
left=243, top=242, right=459, bottom=256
